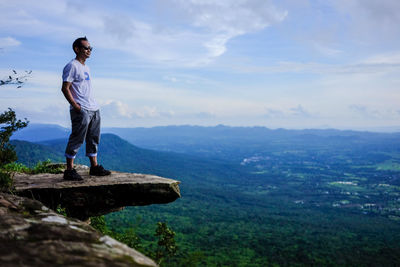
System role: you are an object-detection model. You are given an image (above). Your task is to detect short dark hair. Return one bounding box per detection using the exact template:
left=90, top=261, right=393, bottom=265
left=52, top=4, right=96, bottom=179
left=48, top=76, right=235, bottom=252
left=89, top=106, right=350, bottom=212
left=72, top=36, right=88, bottom=53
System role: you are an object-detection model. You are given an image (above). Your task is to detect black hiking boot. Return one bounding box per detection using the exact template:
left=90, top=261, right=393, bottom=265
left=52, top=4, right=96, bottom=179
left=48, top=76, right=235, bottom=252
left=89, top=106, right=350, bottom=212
left=63, top=168, right=83, bottom=181
left=89, top=165, right=111, bottom=176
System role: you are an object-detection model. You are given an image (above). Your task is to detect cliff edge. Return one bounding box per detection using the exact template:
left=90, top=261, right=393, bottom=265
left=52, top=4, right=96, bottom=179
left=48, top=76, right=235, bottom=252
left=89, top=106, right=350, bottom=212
left=13, top=165, right=181, bottom=220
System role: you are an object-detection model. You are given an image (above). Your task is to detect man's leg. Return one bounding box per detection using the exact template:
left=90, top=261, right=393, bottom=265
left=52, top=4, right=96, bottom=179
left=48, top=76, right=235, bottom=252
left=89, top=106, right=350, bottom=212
left=89, top=155, right=97, bottom=168
left=85, top=110, right=100, bottom=164
left=64, top=156, right=82, bottom=180
left=66, top=157, right=75, bottom=170
left=65, top=108, right=90, bottom=166
left=86, top=110, right=110, bottom=176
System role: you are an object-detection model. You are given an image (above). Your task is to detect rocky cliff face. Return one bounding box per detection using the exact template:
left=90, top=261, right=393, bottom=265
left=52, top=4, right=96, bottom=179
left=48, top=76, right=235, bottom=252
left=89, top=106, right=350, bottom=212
left=13, top=165, right=181, bottom=220
left=1, top=166, right=181, bottom=266
left=0, top=192, right=157, bottom=267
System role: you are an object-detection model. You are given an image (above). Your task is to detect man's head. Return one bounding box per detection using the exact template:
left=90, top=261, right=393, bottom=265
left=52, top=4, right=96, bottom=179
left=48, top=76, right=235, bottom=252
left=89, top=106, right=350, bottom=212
left=72, top=36, right=92, bottom=59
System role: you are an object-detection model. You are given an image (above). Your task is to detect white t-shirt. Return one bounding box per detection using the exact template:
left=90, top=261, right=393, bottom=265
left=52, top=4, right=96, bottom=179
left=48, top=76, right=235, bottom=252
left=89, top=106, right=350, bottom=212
left=62, top=59, right=99, bottom=111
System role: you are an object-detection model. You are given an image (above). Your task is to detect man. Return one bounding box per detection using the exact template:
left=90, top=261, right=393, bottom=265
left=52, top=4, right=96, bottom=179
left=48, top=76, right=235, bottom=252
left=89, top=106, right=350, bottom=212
left=61, top=36, right=111, bottom=180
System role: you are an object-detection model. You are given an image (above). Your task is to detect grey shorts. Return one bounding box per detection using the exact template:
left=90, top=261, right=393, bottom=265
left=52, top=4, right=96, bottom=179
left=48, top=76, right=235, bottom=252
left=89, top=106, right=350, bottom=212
left=65, top=108, right=101, bottom=159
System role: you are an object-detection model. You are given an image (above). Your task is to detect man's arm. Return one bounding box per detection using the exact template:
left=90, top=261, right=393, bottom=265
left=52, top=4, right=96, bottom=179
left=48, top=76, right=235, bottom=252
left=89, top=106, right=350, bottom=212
left=61, top=81, right=81, bottom=111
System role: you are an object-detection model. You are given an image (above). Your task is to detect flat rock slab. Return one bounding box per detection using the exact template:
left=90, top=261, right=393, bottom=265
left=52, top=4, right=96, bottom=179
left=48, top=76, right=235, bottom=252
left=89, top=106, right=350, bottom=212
left=13, top=166, right=181, bottom=220
left=0, top=192, right=157, bottom=267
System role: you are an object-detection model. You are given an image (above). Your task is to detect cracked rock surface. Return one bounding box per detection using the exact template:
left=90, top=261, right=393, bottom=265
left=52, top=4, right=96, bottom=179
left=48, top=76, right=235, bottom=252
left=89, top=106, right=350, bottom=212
left=0, top=192, right=157, bottom=267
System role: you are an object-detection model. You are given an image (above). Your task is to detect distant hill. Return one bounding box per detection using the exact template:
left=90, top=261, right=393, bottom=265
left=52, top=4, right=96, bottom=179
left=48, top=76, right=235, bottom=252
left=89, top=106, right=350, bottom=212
left=11, top=140, right=64, bottom=167
left=11, top=134, right=248, bottom=186
left=103, top=125, right=400, bottom=162
left=12, top=123, right=400, bottom=162
left=11, top=123, right=69, bottom=142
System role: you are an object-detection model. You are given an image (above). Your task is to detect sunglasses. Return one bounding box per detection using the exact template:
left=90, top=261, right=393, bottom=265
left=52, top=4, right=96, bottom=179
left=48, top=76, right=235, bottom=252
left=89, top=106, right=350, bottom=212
left=81, top=45, right=93, bottom=51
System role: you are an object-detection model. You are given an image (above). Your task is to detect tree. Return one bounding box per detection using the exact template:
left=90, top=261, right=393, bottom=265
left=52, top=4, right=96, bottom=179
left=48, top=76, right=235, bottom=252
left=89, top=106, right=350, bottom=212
left=0, top=69, right=31, bottom=166
left=154, top=222, right=178, bottom=265
left=0, top=108, right=28, bottom=191
left=0, top=68, right=31, bottom=191
left=90, top=215, right=142, bottom=251
left=0, top=70, right=32, bottom=88
left=0, top=108, right=29, bottom=166
left=0, top=69, right=31, bottom=164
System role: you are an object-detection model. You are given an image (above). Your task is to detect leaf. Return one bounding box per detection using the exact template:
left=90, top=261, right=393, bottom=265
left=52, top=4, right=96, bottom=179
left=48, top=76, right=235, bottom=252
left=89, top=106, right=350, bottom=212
left=12, top=70, right=17, bottom=74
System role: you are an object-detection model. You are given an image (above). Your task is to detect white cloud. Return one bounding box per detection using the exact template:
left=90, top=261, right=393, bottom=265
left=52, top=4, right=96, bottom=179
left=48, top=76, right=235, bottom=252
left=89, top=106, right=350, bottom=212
left=290, top=105, right=313, bottom=117
left=1, top=0, right=399, bottom=130
left=348, top=105, right=400, bottom=120
left=0, top=37, right=21, bottom=48
left=99, top=100, right=176, bottom=121
left=100, top=100, right=134, bottom=119
left=168, top=0, right=287, bottom=62
left=312, top=42, right=342, bottom=57
left=362, top=52, right=400, bottom=65
left=172, top=0, right=287, bottom=33
left=269, top=0, right=400, bottom=58
left=226, top=51, right=400, bottom=75
left=163, top=76, right=179, bottom=83
left=0, top=1, right=73, bottom=37
left=334, top=0, right=400, bottom=25
left=264, top=105, right=315, bottom=119
left=264, top=108, right=285, bottom=119
left=331, top=0, right=400, bottom=42
left=2, top=65, right=398, bottom=128
left=102, top=15, right=136, bottom=42
left=0, top=0, right=287, bottom=66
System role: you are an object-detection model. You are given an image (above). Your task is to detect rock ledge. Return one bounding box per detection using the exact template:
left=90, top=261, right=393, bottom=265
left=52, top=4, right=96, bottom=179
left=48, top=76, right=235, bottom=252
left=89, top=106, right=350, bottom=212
left=13, top=165, right=181, bottom=220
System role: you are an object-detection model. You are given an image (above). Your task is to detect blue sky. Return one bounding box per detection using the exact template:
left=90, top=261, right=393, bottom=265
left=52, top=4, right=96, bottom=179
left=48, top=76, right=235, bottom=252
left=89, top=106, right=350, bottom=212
left=1, top=0, right=400, bottom=130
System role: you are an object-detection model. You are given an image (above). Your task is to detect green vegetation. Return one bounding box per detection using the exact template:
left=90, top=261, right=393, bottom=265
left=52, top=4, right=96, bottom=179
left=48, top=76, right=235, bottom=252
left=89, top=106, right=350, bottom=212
left=376, top=160, right=400, bottom=171
left=0, top=160, right=64, bottom=193
left=100, top=132, right=400, bottom=266
left=90, top=215, right=109, bottom=234
left=1, top=162, right=30, bottom=173
left=0, top=109, right=66, bottom=191
left=12, top=128, right=400, bottom=266
left=0, top=108, right=28, bottom=191
left=90, top=216, right=180, bottom=265
left=0, top=171, right=14, bottom=192
left=92, top=215, right=143, bottom=251
left=29, top=160, right=64, bottom=174
left=2, top=160, right=64, bottom=174
left=154, top=222, right=178, bottom=265
left=0, top=108, right=28, bottom=166
left=56, top=204, right=67, bottom=216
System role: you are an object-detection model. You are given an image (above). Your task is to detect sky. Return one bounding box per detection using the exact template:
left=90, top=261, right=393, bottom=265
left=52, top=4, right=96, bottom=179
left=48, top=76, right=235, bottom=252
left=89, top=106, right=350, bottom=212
left=1, top=0, right=400, bottom=131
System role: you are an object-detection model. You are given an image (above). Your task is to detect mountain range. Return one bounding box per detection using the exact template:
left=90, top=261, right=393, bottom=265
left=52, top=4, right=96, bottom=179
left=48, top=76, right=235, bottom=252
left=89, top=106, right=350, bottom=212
left=10, top=124, right=400, bottom=266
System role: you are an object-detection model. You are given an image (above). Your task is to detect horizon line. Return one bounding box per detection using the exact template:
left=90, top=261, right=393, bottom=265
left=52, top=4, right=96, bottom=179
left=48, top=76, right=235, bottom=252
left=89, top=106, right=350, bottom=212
left=18, top=122, right=400, bottom=134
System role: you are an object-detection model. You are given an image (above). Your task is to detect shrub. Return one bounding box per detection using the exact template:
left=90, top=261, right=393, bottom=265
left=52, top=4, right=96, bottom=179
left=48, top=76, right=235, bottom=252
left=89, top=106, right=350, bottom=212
left=0, top=108, right=28, bottom=192
left=2, top=162, right=30, bottom=173
left=0, top=170, right=13, bottom=192
left=30, top=160, right=64, bottom=174
left=0, top=108, right=28, bottom=167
